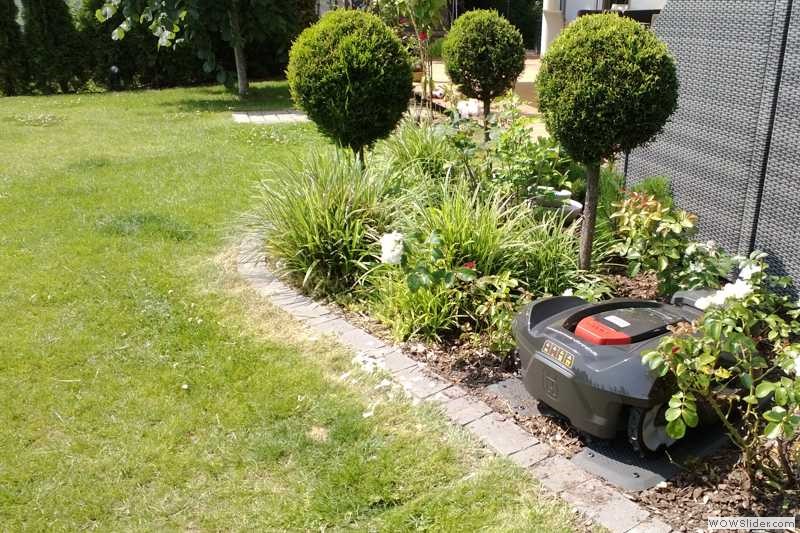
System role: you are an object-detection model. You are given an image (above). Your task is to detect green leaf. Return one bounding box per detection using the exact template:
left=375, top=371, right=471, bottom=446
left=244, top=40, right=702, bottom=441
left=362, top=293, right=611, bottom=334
left=764, top=422, right=781, bottom=439
left=443, top=271, right=455, bottom=288
left=775, top=387, right=788, bottom=406
left=657, top=255, right=668, bottom=272
left=763, top=406, right=787, bottom=423
left=407, top=272, right=422, bottom=292
left=455, top=267, right=477, bottom=282
left=666, top=418, right=686, bottom=439
left=739, top=373, right=753, bottom=389
left=682, top=409, right=699, bottom=428
left=665, top=407, right=681, bottom=422
left=755, top=381, right=776, bottom=398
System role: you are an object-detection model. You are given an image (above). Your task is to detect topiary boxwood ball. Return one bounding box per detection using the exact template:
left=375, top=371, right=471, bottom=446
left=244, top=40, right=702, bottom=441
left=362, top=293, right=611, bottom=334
left=537, top=13, right=678, bottom=165
left=287, top=10, right=412, bottom=158
left=537, top=13, right=678, bottom=270
left=442, top=10, right=525, bottom=121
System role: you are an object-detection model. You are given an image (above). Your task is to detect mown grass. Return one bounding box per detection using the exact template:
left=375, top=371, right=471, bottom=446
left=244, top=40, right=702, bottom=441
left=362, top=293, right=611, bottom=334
left=0, top=82, right=579, bottom=531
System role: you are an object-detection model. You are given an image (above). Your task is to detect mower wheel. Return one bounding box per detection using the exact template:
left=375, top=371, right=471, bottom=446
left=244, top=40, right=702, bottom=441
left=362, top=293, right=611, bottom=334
left=627, top=404, right=676, bottom=455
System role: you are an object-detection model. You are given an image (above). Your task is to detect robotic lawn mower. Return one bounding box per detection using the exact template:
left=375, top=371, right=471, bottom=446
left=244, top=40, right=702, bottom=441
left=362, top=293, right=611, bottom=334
left=513, top=291, right=709, bottom=454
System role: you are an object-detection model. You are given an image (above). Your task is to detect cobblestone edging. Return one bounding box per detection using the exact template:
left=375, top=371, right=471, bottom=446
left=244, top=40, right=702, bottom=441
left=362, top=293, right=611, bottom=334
left=238, top=239, right=672, bottom=533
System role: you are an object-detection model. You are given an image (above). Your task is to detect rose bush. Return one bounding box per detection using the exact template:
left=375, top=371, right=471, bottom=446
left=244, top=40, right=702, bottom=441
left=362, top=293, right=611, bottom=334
left=643, top=252, right=800, bottom=490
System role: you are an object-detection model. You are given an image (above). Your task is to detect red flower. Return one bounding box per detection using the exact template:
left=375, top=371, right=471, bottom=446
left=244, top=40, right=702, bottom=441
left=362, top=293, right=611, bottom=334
left=418, top=30, right=428, bottom=42
left=463, top=261, right=476, bottom=270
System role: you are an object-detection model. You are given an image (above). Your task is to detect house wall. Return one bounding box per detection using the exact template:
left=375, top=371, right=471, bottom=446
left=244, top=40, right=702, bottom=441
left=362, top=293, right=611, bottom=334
left=541, top=0, right=667, bottom=54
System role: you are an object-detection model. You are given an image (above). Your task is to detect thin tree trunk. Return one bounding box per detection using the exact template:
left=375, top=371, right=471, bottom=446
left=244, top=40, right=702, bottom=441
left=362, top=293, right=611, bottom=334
left=228, top=3, right=249, bottom=98
left=483, top=98, right=491, bottom=141
left=579, top=163, right=600, bottom=270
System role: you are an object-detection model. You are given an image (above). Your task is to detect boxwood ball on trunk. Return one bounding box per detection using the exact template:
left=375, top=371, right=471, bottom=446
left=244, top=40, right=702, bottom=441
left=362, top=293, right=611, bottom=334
left=536, top=13, right=679, bottom=165
left=442, top=10, right=525, bottom=116
left=287, top=10, right=413, bottom=156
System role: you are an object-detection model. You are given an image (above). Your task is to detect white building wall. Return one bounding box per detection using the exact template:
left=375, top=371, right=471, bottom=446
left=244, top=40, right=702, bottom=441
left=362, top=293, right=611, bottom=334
left=541, top=0, right=668, bottom=54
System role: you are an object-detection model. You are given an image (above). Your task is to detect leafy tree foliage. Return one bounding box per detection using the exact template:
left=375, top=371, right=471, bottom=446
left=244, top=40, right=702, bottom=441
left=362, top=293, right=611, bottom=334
left=287, top=10, right=412, bottom=159
left=537, top=13, right=678, bottom=269
left=0, top=0, right=27, bottom=95
left=22, top=0, right=84, bottom=93
left=98, top=0, right=316, bottom=97
left=78, top=0, right=209, bottom=89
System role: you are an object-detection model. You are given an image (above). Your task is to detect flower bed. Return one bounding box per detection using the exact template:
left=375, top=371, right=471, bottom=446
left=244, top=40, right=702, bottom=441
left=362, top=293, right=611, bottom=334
left=253, top=109, right=799, bottom=528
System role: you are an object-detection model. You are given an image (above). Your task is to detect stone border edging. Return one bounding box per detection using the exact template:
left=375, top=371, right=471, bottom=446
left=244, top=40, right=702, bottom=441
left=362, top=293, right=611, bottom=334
left=237, top=238, right=672, bottom=533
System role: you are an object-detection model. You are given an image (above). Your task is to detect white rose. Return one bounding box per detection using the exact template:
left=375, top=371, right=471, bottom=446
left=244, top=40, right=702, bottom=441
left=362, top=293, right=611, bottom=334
left=738, top=263, right=761, bottom=281
left=728, top=278, right=753, bottom=300
left=380, top=232, right=404, bottom=265
left=694, top=296, right=711, bottom=310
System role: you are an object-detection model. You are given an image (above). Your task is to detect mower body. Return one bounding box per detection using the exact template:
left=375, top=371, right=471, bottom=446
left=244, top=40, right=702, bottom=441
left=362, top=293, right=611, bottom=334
left=512, top=293, right=705, bottom=440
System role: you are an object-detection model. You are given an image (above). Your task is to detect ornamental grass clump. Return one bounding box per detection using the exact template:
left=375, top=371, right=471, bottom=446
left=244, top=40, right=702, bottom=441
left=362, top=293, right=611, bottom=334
left=253, top=149, right=398, bottom=297
left=538, top=13, right=678, bottom=270
left=287, top=10, right=413, bottom=160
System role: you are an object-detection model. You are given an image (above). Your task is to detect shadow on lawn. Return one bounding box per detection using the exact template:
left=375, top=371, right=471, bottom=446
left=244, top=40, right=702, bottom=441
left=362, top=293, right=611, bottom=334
left=167, top=82, right=294, bottom=113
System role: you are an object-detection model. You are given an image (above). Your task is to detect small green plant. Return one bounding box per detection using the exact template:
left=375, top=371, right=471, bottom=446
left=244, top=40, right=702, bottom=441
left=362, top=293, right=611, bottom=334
left=489, top=97, right=584, bottom=199
left=253, top=149, right=396, bottom=297
left=288, top=10, right=412, bottom=159
left=610, top=192, right=696, bottom=288
left=642, top=252, right=800, bottom=491
left=465, top=272, right=530, bottom=353
left=631, top=176, right=673, bottom=208
left=443, top=10, right=525, bottom=138
left=673, top=240, right=734, bottom=292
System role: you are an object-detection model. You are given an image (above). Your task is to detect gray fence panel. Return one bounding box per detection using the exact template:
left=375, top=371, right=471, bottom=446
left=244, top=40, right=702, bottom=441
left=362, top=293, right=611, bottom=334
left=626, top=0, right=790, bottom=255
left=752, top=1, right=800, bottom=279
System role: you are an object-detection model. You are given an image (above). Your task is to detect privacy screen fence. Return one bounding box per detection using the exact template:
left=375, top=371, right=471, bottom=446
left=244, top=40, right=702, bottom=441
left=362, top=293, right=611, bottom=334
left=625, top=0, right=800, bottom=287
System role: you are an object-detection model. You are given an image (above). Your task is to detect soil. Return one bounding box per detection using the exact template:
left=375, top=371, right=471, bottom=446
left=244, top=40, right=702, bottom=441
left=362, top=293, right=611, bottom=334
left=611, top=271, right=661, bottom=300
left=322, top=288, right=797, bottom=532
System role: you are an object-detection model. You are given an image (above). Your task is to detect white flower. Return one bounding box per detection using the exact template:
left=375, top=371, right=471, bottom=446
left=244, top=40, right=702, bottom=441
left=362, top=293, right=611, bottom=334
left=706, top=240, right=717, bottom=251
left=562, top=288, right=574, bottom=296
left=457, top=99, right=481, bottom=118
left=380, top=232, right=404, bottom=265
left=727, top=278, right=753, bottom=299
left=694, top=296, right=711, bottom=310
left=738, top=263, right=761, bottom=280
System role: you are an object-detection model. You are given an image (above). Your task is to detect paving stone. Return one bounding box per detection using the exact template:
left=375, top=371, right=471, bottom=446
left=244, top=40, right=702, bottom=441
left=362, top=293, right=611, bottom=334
left=626, top=517, right=672, bottom=533
left=311, top=317, right=360, bottom=337
left=232, top=112, right=250, bottom=123
left=303, top=313, right=342, bottom=327
left=465, top=413, right=539, bottom=456
left=594, top=493, right=650, bottom=533
left=559, top=478, right=616, bottom=520
left=436, top=395, right=493, bottom=426
left=429, top=385, right=468, bottom=403
left=282, top=299, right=331, bottom=320
left=381, top=348, right=418, bottom=373
left=339, top=328, right=385, bottom=351
left=485, top=377, right=541, bottom=417
left=270, top=293, right=305, bottom=307
left=508, top=443, right=552, bottom=468
left=531, top=456, right=593, bottom=493
left=393, top=365, right=452, bottom=399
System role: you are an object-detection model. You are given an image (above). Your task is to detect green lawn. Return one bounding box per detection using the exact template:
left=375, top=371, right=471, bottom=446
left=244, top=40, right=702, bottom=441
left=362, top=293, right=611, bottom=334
left=0, top=83, right=579, bottom=531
